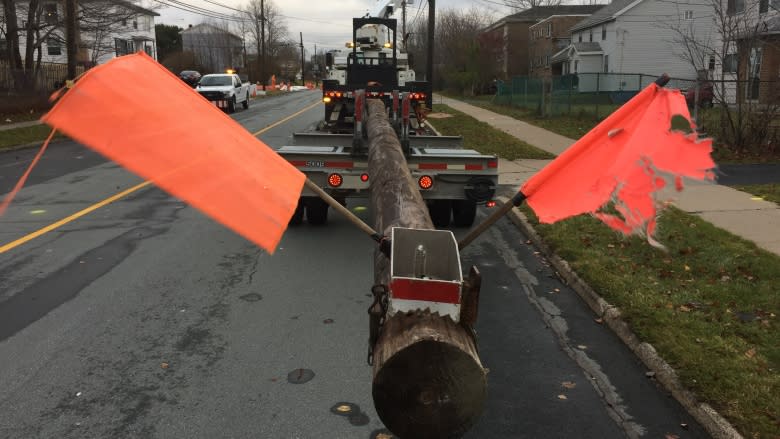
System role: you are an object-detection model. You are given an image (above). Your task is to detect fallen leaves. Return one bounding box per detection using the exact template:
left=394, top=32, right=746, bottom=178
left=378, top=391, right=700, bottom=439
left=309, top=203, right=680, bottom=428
left=160, top=362, right=169, bottom=369
left=557, top=394, right=568, bottom=400
left=561, top=381, right=576, bottom=389
left=744, top=348, right=757, bottom=359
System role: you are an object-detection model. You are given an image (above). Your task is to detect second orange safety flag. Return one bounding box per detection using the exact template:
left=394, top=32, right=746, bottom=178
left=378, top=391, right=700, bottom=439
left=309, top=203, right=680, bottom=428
left=42, top=52, right=305, bottom=254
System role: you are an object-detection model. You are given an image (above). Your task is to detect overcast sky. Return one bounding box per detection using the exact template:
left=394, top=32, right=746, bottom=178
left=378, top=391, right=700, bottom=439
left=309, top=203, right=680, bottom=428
left=153, top=0, right=514, bottom=54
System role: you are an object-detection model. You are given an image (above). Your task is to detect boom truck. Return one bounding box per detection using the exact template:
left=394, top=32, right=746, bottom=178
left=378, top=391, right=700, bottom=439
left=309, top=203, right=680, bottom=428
left=276, top=4, right=497, bottom=228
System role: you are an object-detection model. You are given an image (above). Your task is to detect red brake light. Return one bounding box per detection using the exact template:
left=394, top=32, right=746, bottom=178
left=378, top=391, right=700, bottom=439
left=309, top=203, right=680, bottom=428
left=328, top=173, right=343, bottom=187
left=486, top=200, right=497, bottom=208
left=418, top=175, right=433, bottom=190
left=360, top=173, right=369, bottom=182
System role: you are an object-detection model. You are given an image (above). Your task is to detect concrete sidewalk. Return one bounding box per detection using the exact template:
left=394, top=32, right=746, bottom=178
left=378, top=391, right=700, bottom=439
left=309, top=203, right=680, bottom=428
left=437, top=95, right=780, bottom=257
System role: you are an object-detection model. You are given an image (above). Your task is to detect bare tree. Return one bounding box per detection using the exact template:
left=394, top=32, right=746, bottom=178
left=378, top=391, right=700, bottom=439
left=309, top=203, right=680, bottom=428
left=240, top=0, right=288, bottom=85
left=500, top=0, right=562, bottom=13
left=667, top=0, right=780, bottom=153
left=407, top=7, right=496, bottom=95
left=78, top=1, right=158, bottom=66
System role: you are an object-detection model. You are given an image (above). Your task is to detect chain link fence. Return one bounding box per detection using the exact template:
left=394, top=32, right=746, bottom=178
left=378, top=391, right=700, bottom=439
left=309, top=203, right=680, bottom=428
left=494, top=73, right=779, bottom=120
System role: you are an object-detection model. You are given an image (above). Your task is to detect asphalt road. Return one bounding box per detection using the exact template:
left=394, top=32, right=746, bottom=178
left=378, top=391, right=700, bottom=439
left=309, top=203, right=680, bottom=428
left=1, top=90, right=713, bottom=438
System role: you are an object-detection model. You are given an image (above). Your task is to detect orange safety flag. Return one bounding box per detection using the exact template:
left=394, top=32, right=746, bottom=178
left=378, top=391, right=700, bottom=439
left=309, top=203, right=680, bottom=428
left=520, top=80, right=715, bottom=241
left=42, top=52, right=305, bottom=254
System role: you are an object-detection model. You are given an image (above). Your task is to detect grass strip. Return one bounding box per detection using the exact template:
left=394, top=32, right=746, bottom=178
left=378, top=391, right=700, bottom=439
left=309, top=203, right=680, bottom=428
left=429, top=104, right=554, bottom=160
left=731, top=184, right=780, bottom=204
left=520, top=206, right=778, bottom=438
left=0, top=125, right=64, bottom=151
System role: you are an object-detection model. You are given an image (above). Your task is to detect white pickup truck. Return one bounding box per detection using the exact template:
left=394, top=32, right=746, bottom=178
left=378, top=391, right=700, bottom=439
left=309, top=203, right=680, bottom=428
left=196, top=73, right=251, bottom=113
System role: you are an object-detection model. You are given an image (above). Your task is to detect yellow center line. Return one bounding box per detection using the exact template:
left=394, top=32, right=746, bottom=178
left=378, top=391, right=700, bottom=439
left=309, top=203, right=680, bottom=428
left=252, top=100, right=320, bottom=137
left=0, top=100, right=321, bottom=255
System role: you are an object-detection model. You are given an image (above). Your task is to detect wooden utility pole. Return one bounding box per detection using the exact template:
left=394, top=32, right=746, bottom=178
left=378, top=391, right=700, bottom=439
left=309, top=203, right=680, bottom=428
left=299, top=32, right=305, bottom=85
left=401, top=1, right=406, bottom=51
left=424, top=0, right=435, bottom=109
left=366, top=98, right=486, bottom=439
left=65, top=0, right=78, bottom=79
left=260, top=0, right=265, bottom=89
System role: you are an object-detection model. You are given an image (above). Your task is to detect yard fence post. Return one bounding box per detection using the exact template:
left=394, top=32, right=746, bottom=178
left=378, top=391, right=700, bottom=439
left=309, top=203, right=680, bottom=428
left=595, top=72, right=600, bottom=119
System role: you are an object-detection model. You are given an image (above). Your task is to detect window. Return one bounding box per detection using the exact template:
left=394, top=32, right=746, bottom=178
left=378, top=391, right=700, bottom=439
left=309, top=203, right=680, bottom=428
left=589, top=28, right=593, bottom=42
left=723, top=53, right=738, bottom=73
left=727, top=0, right=745, bottom=14
left=760, top=0, right=768, bottom=13
left=47, top=37, right=61, bottom=55
left=684, top=10, right=694, bottom=19
left=546, top=23, right=552, bottom=37
left=578, top=33, right=582, bottom=43
left=602, top=25, right=606, bottom=40
left=44, top=4, right=58, bottom=25
left=133, top=20, right=138, bottom=29
left=747, top=46, right=762, bottom=100
left=122, top=19, right=127, bottom=27
left=115, top=38, right=134, bottom=56
left=603, top=54, right=609, bottom=73
left=574, top=60, right=579, bottom=73
left=708, top=56, right=716, bottom=71
left=545, top=54, right=550, bottom=67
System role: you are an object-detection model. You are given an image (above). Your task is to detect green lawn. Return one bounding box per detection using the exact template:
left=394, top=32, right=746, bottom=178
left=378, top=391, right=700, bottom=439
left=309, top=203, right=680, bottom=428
left=0, top=124, right=63, bottom=151
left=731, top=184, right=780, bottom=204
left=429, top=104, right=554, bottom=160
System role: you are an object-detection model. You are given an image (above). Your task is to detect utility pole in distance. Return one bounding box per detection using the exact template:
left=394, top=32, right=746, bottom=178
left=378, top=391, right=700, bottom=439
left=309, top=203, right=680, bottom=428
left=260, top=0, right=265, bottom=90
left=401, top=1, right=406, bottom=51
left=426, top=0, right=435, bottom=108
left=65, top=0, right=78, bottom=80
left=299, top=32, right=304, bottom=85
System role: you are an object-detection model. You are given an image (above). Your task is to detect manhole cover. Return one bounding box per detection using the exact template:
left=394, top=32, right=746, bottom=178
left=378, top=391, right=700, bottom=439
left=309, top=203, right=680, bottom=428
left=287, top=368, right=315, bottom=384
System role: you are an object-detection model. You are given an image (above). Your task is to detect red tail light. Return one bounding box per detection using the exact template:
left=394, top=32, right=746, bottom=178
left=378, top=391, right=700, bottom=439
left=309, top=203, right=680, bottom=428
left=328, top=173, right=343, bottom=187
left=360, top=173, right=369, bottom=182
left=418, top=175, right=433, bottom=190
left=486, top=200, right=497, bottom=208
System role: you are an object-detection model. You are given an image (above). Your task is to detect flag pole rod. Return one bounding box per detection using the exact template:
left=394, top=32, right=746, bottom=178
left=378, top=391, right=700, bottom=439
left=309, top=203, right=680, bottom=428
left=303, top=178, right=384, bottom=243
left=458, top=192, right=527, bottom=251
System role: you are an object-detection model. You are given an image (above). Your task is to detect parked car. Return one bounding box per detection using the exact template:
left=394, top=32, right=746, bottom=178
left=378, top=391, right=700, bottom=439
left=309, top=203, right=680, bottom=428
left=179, top=70, right=201, bottom=87
left=685, top=82, right=714, bottom=108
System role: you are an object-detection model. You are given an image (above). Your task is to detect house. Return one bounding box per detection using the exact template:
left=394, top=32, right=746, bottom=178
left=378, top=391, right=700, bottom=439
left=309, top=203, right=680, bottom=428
left=718, top=0, right=780, bottom=104
left=181, top=23, right=244, bottom=74
left=527, top=8, right=602, bottom=78
left=480, top=5, right=607, bottom=78
left=551, top=0, right=715, bottom=91
left=1, top=0, right=158, bottom=66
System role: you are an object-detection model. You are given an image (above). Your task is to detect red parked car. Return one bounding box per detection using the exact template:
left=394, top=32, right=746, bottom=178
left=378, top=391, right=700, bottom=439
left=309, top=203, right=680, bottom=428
left=685, top=82, right=714, bottom=108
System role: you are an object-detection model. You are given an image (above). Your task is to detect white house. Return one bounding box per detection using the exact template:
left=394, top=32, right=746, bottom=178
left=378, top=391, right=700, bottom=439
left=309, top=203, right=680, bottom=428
left=3, top=0, right=158, bottom=66
left=552, top=0, right=717, bottom=91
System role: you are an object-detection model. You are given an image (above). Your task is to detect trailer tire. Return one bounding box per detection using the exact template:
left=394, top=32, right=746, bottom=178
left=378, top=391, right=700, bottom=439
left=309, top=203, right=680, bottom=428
left=289, top=199, right=305, bottom=225
left=429, top=200, right=452, bottom=228
left=228, top=96, right=236, bottom=113
left=452, top=200, right=477, bottom=227
left=242, top=92, right=249, bottom=109
left=305, top=197, right=329, bottom=225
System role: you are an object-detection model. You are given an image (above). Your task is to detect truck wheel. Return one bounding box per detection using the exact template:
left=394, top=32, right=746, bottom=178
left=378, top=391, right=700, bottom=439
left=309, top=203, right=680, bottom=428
left=452, top=200, right=477, bottom=227
left=228, top=96, right=236, bottom=113
left=429, top=200, right=452, bottom=228
left=305, top=197, right=329, bottom=225
left=242, top=92, right=249, bottom=109
left=289, top=199, right=304, bottom=226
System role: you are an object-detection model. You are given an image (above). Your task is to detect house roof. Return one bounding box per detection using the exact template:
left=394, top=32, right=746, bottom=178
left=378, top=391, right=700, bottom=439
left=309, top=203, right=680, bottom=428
left=484, top=5, right=604, bottom=32
left=82, top=0, right=160, bottom=16
left=181, top=23, right=242, bottom=41
left=570, top=0, right=637, bottom=33
left=551, top=42, right=604, bottom=64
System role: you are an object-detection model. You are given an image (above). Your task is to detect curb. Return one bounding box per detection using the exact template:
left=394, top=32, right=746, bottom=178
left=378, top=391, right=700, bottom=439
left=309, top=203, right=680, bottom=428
left=496, top=195, right=744, bottom=439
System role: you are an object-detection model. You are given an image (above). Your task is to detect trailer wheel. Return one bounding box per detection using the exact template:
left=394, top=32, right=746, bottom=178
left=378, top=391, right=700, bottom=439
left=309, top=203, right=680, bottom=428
left=429, top=200, right=452, bottom=228
left=452, top=200, right=477, bottom=227
left=305, top=197, right=329, bottom=225
left=242, top=92, right=249, bottom=109
left=288, top=199, right=305, bottom=226
left=228, top=96, right=236, bottom=113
